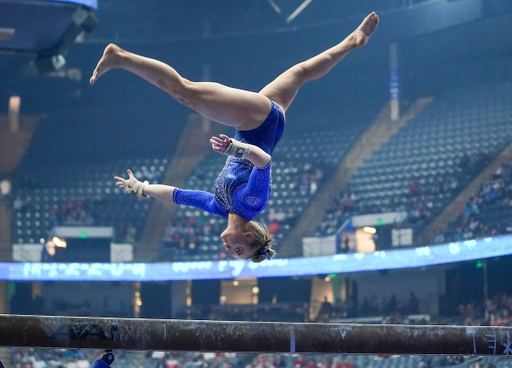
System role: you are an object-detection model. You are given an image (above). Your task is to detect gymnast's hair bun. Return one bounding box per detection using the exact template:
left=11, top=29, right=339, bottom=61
left=248, top=221, right=276, bottom=263
left=251, top=246, right=276, bottom=263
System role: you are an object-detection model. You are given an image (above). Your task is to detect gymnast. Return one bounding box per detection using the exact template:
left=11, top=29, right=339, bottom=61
left=94, top=12, right=379, bottom=262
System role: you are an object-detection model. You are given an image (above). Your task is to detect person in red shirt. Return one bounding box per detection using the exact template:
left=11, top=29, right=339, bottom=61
left=306, top=360, right=317, bottom=368
left=268, top=222, right=280, bottom=235
left=339, top=358, right=354, bottom=368
left=328, top=357, right=342, bottom=368
left=293, top=356, right=306, bottom=368
left=408, top=181, right=420, bottom=196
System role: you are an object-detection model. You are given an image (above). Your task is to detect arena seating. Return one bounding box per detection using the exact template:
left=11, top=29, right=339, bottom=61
left=11, top=157, right=167, bottom=245
left=439, top=159, right=512, bottom=243
left=315, top=82, right=512, bottom=238
left=12, top=82, right=512, bottom=256
left=7, top=348, right=470, bottom=368
left=10, top=124, right=364, bottom=259
left=10, top=341, right=509, bottom=368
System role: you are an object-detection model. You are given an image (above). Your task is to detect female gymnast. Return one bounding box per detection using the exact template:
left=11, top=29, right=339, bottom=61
left=94, top=12, right=379, bottom=262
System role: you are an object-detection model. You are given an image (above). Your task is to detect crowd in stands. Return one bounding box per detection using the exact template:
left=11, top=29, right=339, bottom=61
left=439, top=160, right=512, bottom=243
left=10, top=346, right=469, bottom=368
left=13, top=291, right=512, bottom=368
left=266, top=208, right=298, bottom=236
left=115, top=222, right=138, bottom=244
left=12, top=195, right=97, bottom=227
left=14, top=192, right=138, bottom=244
left=163, top=216, right=224, bottom=250
left=10, top=341, right=474, bottom=368
left=456, top=294, right=512, bottom=327
left=11, top=347, right=92, bottom=368
left=7, top=159, right=163, bottom=246
left=315, top=152, right=490, bottom=238
left=315, top=174, right=460, bottom=237
left=60, top=198, right=95, bottom=226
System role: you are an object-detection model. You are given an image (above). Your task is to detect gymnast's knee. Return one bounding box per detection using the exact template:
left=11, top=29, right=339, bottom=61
left=289, top=64, right=309, bottom=83
left=160, top=78, right=197, bottom=108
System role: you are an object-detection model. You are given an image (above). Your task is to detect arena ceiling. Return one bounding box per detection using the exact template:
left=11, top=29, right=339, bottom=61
left=0, top=0, right=511, bottom=97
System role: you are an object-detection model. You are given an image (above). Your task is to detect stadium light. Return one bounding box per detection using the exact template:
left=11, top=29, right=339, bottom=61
left=8, top=96, right=20, bottom=133
left=286, top=0, right=313, bottom=23
left=363, top=227, right=377, bottom=234
left=52, top=237, right=67, bottom=248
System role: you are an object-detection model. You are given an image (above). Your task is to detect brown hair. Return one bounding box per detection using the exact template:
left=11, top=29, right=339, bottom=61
left=248, top=221, right=276, bottom=263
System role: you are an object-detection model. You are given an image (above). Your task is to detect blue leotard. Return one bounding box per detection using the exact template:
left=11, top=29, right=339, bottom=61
left=173, top=101, right=285, bottom=221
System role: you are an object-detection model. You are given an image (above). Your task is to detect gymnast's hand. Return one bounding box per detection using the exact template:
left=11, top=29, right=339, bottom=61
left=210, top=134, right=231, bottom=154
left=114, top=169, right=138, bottom=190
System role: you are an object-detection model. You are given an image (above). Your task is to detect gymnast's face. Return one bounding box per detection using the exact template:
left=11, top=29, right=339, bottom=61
left=220, top=229, right=255, bottom=259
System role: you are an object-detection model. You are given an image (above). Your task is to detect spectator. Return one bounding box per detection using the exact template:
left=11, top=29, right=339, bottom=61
left=320, top=296, right=332, bottom=315
left=76, top=356, right=90, bottom=368
left=66, top=358, right=78, bottom=368
left=306, top=361, right=317, bottom=368
left=329, top=358, right=342, bottom=368
left=32, top=356, right=46, bottom=368
left=409, top=292, right=420, bottom=314
left=387, top=294, right=397, bottom=313
left=293, top=356, right=306, bottom=368
left=268, top=222, right=280, bottom=235
left=340, top=359, right=353, bottom=368
left=408, top=181, right=420, bottom=196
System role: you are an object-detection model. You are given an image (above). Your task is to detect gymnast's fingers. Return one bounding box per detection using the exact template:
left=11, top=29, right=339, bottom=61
left=211, top=136, right=225, bottom=144
left=212, top=144, right=224, bottom=152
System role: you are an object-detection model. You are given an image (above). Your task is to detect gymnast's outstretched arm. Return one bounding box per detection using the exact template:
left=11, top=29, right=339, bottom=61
left=115, top=170, right=175, bottom=203
left=114, top=170, right=226, bottom=217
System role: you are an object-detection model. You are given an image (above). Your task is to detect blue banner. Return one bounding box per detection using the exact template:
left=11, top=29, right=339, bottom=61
left=3, top=235, right=512, bottom=281
left=390, top=69, right=399, bottom=100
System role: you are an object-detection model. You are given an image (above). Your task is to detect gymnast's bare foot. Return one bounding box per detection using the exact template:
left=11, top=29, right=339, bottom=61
left=352, top=12, right=379, bottom=48
left=90, top=44, right=125, bottom=85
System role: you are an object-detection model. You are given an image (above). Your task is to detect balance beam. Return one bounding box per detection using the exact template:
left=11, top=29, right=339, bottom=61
left=0, top=314, right=510, bottom=355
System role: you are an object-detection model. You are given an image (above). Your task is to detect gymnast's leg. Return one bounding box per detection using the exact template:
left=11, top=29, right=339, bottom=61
left=90, top=12, right=378, bottom=130
left=259, top=12, right=379, bottom=113
left=90, top=45, right=271, bottom=131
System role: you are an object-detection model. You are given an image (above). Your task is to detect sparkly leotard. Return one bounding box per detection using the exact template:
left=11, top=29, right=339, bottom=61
left=173, top=101, right=285, bottom=221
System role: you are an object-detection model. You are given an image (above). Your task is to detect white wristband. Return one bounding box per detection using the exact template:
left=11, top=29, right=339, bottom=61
left=126, top=181, right=148, bottom=199
left=223, top=139, right=250, bottom=159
